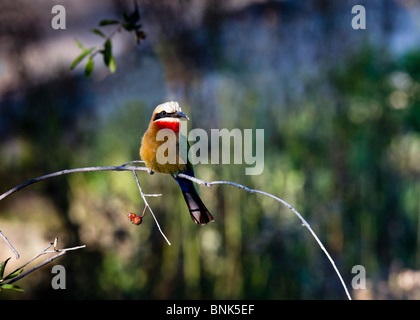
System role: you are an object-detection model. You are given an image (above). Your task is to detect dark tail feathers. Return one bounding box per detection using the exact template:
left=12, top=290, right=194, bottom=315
left=174, top=176, right=214, bottom=225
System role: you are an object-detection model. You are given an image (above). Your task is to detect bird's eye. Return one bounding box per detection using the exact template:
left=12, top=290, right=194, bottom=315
left=161, top=111, right=167, bottom=116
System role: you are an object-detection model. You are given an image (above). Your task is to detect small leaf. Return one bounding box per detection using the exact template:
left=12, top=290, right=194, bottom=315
left=90, top=28, right=106, bottom=38
left=123, top=3, right=140, bottom=25
left=0, top=258, right=10, bottom=279
left=73, top=38, right=85, bottom=50
left=103, top=39, right=112, bottom=67
left=98, top=19, right=120, bottom=26
left=109, top=56, right=116, bottom=73
left=84, top=57, right=94, bottom=78
left=4, top=268, right=23, bottom=281
left=121, top=23, right=135, bottom=32
left=0, top=284, right=24, bottom=292
left=70, top=49, right=93, bottom=70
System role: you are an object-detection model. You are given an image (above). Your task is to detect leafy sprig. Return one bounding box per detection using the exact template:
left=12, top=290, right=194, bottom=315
left=70, top=2, right=146, bottom=78
left=0, top=258, right=24, bottom=293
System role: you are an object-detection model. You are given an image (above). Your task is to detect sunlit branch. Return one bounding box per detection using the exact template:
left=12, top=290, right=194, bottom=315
left=0, top=161, right=167, bottom=251
left=0, top=163, right=149, bottom=201
left=0, top=162, right=351, bottom=299
left=0, top=230, right=20, bottom=259
left=6, top=239, right=86, bottom=285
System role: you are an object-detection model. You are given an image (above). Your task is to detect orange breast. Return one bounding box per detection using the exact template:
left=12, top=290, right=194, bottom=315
left=140, top=122, right=186, bottom=174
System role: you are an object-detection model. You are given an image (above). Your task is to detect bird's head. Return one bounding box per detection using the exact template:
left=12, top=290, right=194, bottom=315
left=151, top=101, right=189, bottom=131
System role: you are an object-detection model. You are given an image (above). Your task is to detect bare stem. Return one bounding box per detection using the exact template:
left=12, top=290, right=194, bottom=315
left=6, top=240, right=86, bottom=285
left=0, top=230, right=20, bottom=259
left=131, top=170, right=171, bottom=246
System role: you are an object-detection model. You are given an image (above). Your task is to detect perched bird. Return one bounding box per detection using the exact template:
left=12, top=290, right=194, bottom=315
left=140, top=101, right=214, bottom=225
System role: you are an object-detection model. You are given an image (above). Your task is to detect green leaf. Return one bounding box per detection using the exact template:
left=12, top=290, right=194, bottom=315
left=98, top=19, right=120, bottom=26
left=109, top=56, right=116, bottom=73
left=103, top=39, right=112, bottom=67
left=0, top=258, right=10, bottom=279
left=84, top=57, right=94, bottom=78
left=70, top=49, right=93, bottom=70
left=90, top=28, right=106, bottom=38
left=123, top=3, right=140, bottom=25
left=122, top=12, right=130, bottom=23
left=0, top=284, right=24, bottom=292
left=121, top=23, right=136, bottom=32
left=73, top=38, right=85, bottom=50
left=4, top=268, right=23, bottom=281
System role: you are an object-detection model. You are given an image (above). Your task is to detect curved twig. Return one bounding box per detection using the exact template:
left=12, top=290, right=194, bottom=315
left=0, top=163, right=152, bottom=256
left=177, top=173, right=352, bottom=300
left=6, top=239, right=86, bottom=285
left=0, top=164, right=148, bottom=201
left=0, top=230, right=20, bottom=259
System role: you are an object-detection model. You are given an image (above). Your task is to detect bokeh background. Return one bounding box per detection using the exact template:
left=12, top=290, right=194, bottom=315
left=1, top=0, right=420, bottom=300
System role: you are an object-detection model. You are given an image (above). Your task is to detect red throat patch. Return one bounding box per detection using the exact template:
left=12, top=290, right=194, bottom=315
left=155, top=120, right=180, bottom=132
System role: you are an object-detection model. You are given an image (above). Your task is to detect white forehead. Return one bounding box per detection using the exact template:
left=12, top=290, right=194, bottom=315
left=154, top=101, right=181, bottom=114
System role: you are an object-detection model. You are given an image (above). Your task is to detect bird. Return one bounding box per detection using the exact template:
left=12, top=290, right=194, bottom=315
left=140, top=101, right=214, bottom=225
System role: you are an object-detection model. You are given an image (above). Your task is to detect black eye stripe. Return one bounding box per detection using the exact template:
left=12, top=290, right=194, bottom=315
left=153, top=111, right=176, bottom=121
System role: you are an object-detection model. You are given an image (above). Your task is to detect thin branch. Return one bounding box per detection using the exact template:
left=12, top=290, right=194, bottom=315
left=0, top=230, right=20, bottom=259
left=0, top=162, right=169, bottom=249
left=177, top=173, right=352, bottom=301
left=15, top=242, right=55, bottom=272
left=6, top=251, right=65, bottom=285
left=90, top=25, right=122, bottom=60
left=6, top=241, right=86, bottom=285
left=131, top=170, right=171, bottom=246
left=0, top=164, right=148, bottom=201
